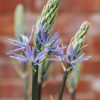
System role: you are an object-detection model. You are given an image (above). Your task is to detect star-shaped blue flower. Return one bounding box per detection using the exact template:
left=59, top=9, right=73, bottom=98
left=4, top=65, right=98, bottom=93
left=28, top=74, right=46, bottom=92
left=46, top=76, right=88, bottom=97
left=10, top=44, right=46, bottom=66
left=65, top=44, right=91, bottom=71
left=7, top=25, right=34, bottom=55
left=37, top=25, right=66, bottom=57
left=49, top=44, right=91, bottom=71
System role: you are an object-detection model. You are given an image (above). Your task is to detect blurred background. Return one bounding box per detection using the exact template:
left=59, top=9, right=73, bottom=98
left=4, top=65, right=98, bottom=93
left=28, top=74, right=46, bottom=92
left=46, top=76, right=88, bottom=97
left=0, top=0, right=100, bottom=100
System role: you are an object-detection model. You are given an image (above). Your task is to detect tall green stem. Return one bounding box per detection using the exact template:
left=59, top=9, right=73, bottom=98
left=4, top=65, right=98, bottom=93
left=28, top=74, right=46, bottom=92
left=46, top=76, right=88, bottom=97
left=58, top=71, right=68, bottom=100
left=37, top=83, right=42, bottom=100
left=32, top=67, right=38, bottom=100
left=32, top=0, right=61, bottom=99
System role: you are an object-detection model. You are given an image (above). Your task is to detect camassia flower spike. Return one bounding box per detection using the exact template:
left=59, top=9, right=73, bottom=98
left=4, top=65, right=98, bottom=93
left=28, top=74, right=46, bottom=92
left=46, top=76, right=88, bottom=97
left=9, top=45, right=46, bottom=69
left=37, top=25, right=66, bottom=56
left=66, top=44, right=91, bottom=71
left=7, top=25, right=34, bottom=55
left=49, top=44, right=91, bottom=71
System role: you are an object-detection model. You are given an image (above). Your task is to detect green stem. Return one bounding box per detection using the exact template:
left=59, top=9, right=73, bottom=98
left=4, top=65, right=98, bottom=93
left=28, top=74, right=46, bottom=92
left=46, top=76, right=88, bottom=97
left=58, top=71, right=68, bottom=100
left=32, top=67, right=38, bottom=100
left=37, top=83, right=42, bottom=100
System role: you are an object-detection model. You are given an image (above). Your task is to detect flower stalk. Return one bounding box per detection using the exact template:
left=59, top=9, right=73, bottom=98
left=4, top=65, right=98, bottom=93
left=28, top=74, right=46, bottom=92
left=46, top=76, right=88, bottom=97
left=58, top=21, right=90, bottom=100
left=58, top=70, right=68, bottom=100
left=34, top=0, right=61, bottom=46
left=32, top=0, right=61, bottom=100
left=32, top=66, right=38, bottom=100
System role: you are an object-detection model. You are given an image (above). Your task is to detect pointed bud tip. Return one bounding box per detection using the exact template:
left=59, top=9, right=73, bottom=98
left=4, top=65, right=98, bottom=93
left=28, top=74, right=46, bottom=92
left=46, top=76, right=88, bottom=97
left=81, top=21, right=90, bottom=28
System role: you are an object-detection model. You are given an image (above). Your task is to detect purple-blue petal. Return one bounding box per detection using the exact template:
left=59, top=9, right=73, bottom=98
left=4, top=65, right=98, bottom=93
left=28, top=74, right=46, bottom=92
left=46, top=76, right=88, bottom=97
left=52, top=52, right=65, bottom=58
left=31, top=47, right=35, bottom=57
left=10, top=55, right=28, bottom=62
left=6, top=47, right=25, bottom=55
left=48, top=58, right=61, bottom=62
left=71, top=65, right=77, bottom=71
left=13, top=53, right=27, bottom=59
left=67, top=45, right=74, bottom=61
left=25, top=45, right=32, bottom=59
left=49, top=32, right=60, bottom=42
left=37, top=36, right=45, bottom=47
left=39, top=25, right=46, bottom=43
left=33, top=62, right=39, bottom=66
left=51, top=38, right=61, bottom=48
left=50, top=48, right=60, bottom=52
left=9, top=53, right=28, bottom=62
left=34, top=50, right=46, bottom=62
left=75, top=55, right=91, bottom=64
left=9, top=39, right=24, bottom=47
left=28, top=25, right=34, bottom=42
left=44, top=48, right=49, bottom=53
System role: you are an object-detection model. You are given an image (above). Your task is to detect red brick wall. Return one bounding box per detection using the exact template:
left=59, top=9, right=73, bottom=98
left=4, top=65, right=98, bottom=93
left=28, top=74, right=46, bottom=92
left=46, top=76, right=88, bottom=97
left=0, top=0, right=100, bottom=100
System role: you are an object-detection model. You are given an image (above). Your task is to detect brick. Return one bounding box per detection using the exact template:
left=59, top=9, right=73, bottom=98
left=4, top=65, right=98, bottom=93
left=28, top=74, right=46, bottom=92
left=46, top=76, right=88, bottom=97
left=91, top=0, right=100, bottom=12
left=77, top=79, right=91, bottom=93
left=41, top=75, right=96, bottom=100
left=32, top=0, right=47, bottom=12
left=77, top=0, right=94, bottom=13
left=0, top=79, right=23, bottom=97
left=91, top=92, right=100, bottom=100
left=91, top=77, right=100, bottom=93
left=62, top=0, right=100, bottom=13
left=76, top=93, right=94, bottom=100
left=0, top=36, right=16, bottom=56
left=42, top=95, right=69, bottom=100
left=0, top=98, right=23, bottom=100
left=23, top=0, right=34, bottom=12
left=0, top=58, right=22, bottom=79
left=0, top=0, right=100, bottom=14
left=0, top=15, right=14, bottom=36
left=92, top=35, right=100, bottom=55
left=42, top=78, right=67, bottom=95
left=29, top=0, right=100, bottom=13
left=50, top=62, right=64, bottom=76
left=23, top=0, right=48, bottom=13
left=83, top=44, right=91, bottom=54
left=42, top=94, right=70, bottom=100
left=0, top=0, right=22, bottom=14
left=60, top=0, right=100, bottom=13
left=83, top=60, right=100, bottom=74
left=54, top=14, right=85, bottom=44
left=0, top=38, right=8, bottom=56
left=42, top=75, right=92, bottom=96
left=0, top=37, right=9, bottom=56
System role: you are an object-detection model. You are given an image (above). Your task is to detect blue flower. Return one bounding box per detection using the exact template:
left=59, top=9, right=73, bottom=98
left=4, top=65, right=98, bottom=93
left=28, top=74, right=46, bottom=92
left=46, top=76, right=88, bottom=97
left=65, top=44, right=91, bottom=71
left=37, top=25, right=66, bottom=56
left=10, top=45, right=46, bottom=66
left=49, top=44, right=91, bottom=71
left=7, top=25, right=34, bottom=55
